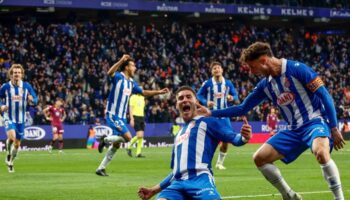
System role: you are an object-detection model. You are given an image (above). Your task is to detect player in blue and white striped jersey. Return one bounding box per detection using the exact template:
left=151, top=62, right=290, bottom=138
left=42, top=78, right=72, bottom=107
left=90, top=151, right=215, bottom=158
left=96, top=54, right=169, bottom=176
left=197, top=61, right=239, bottom=170
left=198, top=42, right=346, bottom=200
left=138, top=86, right=251, bottom=200
left=0, top=64, right=38, bottom=173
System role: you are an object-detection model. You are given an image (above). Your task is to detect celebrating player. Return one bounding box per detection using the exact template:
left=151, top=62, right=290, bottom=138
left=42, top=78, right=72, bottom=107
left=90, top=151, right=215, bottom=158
left=138, top=86, right=251, bottom=200
left=43, top=98, right=66, bottom=153
left=0, top=64, right=38, bottom=173
left=95, top=54, right=169, bottom=176
left=197, top=61, right=239, bottom=170
left=198, top=42, right=346, bottom=200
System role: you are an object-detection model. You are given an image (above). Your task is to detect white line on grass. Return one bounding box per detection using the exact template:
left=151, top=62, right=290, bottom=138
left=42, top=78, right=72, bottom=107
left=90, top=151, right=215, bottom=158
left=221, top=190, right=332, bottom=199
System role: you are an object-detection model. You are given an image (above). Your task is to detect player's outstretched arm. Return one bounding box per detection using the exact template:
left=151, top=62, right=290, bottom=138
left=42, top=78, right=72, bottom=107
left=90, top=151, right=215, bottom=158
left=142, top=88, right=169, bottom=97
left=107, top=54, right=131, bottom=76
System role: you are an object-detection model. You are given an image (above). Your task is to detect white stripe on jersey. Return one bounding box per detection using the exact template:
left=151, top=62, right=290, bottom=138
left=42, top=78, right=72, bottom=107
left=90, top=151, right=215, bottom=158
left=219, top=81, right=226, bottom=109
left=118, top=79, right=128, bottom=118
left=196, top=121, right=208, bottom=174
left=109, top=78, right=123, bottom=116
left=179, top=123, right=191, bottom=180
left=291, top=76, right=322, bottom=123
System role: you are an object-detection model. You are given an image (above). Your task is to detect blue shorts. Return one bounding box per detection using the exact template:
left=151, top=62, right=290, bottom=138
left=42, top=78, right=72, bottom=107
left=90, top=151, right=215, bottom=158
left=4, top=121, right=25, bottom=140
left=157, top=173, right=221, bottom=200
left=267, top=119, right=332, bottom=164
left=106, top=114, right=129, bottom=136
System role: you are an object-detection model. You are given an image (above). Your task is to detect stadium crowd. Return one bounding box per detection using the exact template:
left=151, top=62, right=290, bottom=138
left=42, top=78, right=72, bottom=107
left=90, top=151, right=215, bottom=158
left=0, top=17, right=349, bottom=124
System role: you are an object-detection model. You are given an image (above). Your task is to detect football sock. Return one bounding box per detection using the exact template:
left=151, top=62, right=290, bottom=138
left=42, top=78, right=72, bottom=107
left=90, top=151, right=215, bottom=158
left=58, top=140, right=63, bottom=150
left=98, top=146, right=117, bottom=170
left=216, top=151, right=227, bottom=165
left=10, top=146, right=18, bottom=163
left=136, top=138, right=143, bottom=155
left=105, top=135, right=125, bottom=143
left=258, top=163, right=295, bottom=198
left=321, top=159, right=344, bottom=200
left=6, top=139, right=13, bottom=155
left=128, top=136, right=138, bottom=149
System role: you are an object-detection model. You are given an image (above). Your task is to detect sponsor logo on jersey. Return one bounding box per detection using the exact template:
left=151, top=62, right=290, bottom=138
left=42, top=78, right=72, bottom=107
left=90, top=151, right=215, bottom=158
left=277, top=92, right=295, bottom=106
left=214, top=92, right=224, bottom=98
left=24, top=127, right=46, bottom=140
left=123, top=88, right=131, bottom=96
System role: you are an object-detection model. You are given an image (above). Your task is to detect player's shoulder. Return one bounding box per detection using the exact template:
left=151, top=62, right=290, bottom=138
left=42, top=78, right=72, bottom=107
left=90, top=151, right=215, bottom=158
left=0, top=82, right=10, bottom=89
left=22, top=81, right=33, bottom=87
left=286, top=59, right=310, bottom=71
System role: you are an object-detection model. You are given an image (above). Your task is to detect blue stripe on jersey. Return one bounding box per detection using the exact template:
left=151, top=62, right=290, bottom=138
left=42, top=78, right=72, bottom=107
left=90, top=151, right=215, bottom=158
left=7, top=89, right=12, bottom=121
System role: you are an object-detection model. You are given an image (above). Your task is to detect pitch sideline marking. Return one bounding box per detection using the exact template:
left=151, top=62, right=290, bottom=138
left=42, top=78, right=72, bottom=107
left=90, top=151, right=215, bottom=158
left=221, top=190, right=338, bottom=199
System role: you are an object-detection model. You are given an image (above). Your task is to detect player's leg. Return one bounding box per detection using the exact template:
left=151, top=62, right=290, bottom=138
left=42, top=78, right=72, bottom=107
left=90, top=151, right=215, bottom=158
left=57, top=126, right=64, bottom=153
left=136, top=130, right=145, bottom=157
left=253, top=131, right=303, bottom=200
left=216, top=142, right=228, bottom=170
left=96, top=142, right=120, bottom=176
left=5, top=129, right=16, bottom=165
left=49, top=126, right=58, bottom=151
left=98, top=117, right=127, bottom=153
left=311, top=131, right=344, bottom=200
left=127, top=136, right=138, bottom=157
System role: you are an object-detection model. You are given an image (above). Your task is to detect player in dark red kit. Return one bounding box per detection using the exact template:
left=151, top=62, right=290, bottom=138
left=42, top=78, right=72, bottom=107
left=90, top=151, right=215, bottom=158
left=44, top=99, right=66, bottom=153
left=266, top=107, right=279, bottom=136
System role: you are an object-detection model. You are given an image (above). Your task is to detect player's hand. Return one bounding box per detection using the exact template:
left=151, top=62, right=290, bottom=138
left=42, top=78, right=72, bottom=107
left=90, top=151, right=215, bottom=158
left=227, top=95, right=233, bottom=102
left=121, top=54, right=131, bottom=62
left=28, top=95, right=33, bottom=102
left=159, top=88, right=169, bottom=94
left=240, top=117, right=252, bottom=142
left=0, top=105, right=8, bottom=112
left=138, top=187, right=157, bottom=200
left=331, top=127, right=346, bottom=150
left=207, top=101, right=215, bottom=109
left=196, top=102, right=211, bottom=117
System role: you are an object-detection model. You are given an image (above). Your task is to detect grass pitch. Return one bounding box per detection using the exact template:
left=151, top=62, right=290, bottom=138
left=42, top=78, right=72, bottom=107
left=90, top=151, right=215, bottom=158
left=0, top=144, right=349, bottom=200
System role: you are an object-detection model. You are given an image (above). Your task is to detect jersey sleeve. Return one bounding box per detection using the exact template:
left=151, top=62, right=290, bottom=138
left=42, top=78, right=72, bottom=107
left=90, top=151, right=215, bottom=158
left=289, top=62, right=324, bottom=93
left=227, top=80, right=239, bottom=101
left=211, top=80, right=267, bottom=118
left=196, top=81, right=209, bottom=106
left=0, top=84, right=6, bottom=99
left=26, top=83, right=38, bottom=105
left=131, top=81, right=142, bottom=94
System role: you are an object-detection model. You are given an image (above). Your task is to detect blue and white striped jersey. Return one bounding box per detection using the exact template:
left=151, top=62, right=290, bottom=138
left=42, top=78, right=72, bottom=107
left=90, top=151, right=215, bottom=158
left=0, top=80, right=38, bottom=124
left=197, top=77, right=238, bottom=110
left=169, top=116, right=245, bottom=181
left=213, top=59, right=331, bottom=129
left=106, top=72, right=142, bottom=120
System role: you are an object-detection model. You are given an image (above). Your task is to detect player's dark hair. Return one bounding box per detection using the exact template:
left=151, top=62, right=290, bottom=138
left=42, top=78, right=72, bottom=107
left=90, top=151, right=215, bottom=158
left=240, top=42, right=273, bottom=63
left=119, top=58, right=135, bottom=71
left=175, top=86, right=196, bottom=97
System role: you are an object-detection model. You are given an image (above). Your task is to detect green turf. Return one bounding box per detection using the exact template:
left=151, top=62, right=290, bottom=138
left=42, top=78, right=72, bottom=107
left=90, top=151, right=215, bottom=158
left=0, top=144, right=349, bottom=200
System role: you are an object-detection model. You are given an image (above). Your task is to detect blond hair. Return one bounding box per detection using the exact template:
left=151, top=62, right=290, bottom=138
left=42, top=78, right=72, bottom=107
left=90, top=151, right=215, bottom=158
left=8, top=63, right=25, bottom=79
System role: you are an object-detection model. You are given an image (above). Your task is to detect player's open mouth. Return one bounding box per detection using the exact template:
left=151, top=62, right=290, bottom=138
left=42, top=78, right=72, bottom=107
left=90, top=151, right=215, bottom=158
left=182, top=105, right=191, bottom=113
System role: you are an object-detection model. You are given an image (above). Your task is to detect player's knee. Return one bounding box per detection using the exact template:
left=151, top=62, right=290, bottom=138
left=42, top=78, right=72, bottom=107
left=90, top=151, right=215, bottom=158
left=220, top=144, right=228, bottom=152
left=314, top=149, right=330, bottom=164
left=253, top=152, right=265, bottom=167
